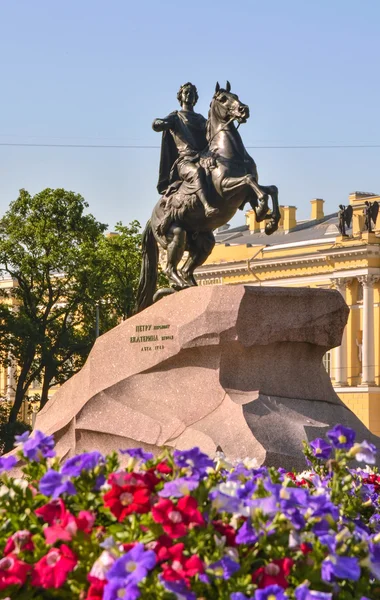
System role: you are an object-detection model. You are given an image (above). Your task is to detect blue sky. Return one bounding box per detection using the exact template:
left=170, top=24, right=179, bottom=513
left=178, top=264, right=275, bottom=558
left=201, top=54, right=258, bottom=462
left=0, top=0, right=379, bottom=231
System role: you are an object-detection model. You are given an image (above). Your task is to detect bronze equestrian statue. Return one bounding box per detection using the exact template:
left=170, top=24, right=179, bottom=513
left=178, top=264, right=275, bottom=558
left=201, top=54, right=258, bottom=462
left=135, top=82, right=281, bottom=312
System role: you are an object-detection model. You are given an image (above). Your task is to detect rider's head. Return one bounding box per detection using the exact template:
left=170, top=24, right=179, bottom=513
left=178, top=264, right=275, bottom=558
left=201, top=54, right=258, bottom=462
left=177, top=82, right=198, bottom=107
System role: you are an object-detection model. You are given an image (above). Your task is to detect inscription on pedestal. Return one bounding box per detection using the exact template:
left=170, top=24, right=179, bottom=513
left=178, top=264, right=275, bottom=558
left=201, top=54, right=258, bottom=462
left=130, top=324, right=174, bottom=351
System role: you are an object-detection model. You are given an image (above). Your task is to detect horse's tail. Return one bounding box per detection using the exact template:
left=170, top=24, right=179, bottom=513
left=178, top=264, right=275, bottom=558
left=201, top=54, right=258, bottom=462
left=134, top=219, right=158, bottom=314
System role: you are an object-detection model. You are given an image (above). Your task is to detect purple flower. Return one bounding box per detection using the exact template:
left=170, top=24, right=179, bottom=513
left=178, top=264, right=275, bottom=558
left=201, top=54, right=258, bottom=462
left=21, top=430, right=56, bottom=461
left=61, top=451, right=104, bottom=476
left=208, top=556, right=240, bottom=579
left=310, top=438, right=332, bottom=459
left=160, top=578, right=196, bottom=600
left=103, top=579, right=140, bottom=600
left=327, top=425, right=355, bottom=450
left=14, top=431, right=30, bottom=444
left=231, top=594, right=253, bottom=600
left=119, top=448, right=153, bottom=462
left=254, top=585, right=287, bottom=600
left=366, top=541, right=380, bottom=579
left=158, top=476, right=199, bottom=498
left=173, top=447, right=214, bottom=477
left=295, top=584, right=332, bottom=599
left=107, top=543, right=156, bottom=584
left=236, top=519, right=259, bottom=544
left=39, top=469, right=77, bottom=498
left=0, top=455, right=17, bottom=473
left=350, top=441, right=377, bottom=465
left=321, top=555, right=360, bottom=582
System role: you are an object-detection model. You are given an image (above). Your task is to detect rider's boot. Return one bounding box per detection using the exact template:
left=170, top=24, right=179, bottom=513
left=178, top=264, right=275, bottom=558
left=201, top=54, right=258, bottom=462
left=198, top=188, right=219, bottom=217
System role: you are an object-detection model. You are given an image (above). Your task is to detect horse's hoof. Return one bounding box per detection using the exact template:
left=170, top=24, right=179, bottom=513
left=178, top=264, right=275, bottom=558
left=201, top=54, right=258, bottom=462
left=205, top=207, right=219, bottom=217
left=265, top=220, right=279, bottom=236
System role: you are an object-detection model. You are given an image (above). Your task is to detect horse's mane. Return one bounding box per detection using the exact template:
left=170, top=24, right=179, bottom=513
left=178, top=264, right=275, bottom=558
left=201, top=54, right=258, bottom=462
left=206, top=89, right=227, bottom=143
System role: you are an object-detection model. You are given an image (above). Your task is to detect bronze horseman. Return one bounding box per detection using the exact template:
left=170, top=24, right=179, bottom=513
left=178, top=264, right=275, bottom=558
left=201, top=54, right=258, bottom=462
left=135, top=82, right=281, bottom=312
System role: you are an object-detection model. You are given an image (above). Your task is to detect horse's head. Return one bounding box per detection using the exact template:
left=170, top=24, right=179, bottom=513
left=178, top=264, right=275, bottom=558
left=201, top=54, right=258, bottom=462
left=211, top=81, right=250, bottom=125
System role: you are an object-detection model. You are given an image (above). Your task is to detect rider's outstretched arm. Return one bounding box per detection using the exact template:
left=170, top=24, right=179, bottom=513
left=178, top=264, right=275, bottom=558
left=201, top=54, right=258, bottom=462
left=152, top=113, right=177, bottom=132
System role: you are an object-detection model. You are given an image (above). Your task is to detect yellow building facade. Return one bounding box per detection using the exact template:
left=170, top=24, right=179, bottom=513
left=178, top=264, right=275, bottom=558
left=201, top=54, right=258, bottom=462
left=195, top=191, right=380, bottom=435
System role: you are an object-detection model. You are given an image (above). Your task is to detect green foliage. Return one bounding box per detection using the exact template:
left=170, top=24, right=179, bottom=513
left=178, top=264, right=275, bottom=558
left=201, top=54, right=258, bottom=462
left=0, top=189, right=143, bottom=441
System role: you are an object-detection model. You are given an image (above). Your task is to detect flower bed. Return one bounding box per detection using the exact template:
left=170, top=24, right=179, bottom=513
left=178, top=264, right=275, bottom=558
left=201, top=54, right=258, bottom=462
left=0, top=425, right=379, bottom=599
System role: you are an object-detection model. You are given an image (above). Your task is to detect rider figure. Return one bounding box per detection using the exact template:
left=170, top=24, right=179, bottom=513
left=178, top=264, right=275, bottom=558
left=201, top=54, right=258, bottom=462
left=152, top=82, right=218, bottom=222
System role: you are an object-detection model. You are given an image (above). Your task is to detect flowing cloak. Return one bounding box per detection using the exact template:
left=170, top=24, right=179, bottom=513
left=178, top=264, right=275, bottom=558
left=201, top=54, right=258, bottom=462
left=156, top=111, right=207, bottom=195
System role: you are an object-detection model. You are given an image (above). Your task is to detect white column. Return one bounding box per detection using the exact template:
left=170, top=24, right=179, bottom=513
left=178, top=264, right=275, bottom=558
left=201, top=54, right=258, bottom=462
left=331, top=278, right=349, bottom=386
left=359, top=275, right=377, bottom=385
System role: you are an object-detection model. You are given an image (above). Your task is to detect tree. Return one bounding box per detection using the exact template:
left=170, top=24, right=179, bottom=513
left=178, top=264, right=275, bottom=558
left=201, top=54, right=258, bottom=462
left=95, top=221, right=142, bottom=324
left=0, top=188, right=109, bottom=450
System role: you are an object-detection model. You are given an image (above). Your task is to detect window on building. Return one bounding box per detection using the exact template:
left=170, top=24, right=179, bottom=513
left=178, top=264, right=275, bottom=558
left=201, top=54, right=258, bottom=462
left=322, top=352, right=331, bottom=376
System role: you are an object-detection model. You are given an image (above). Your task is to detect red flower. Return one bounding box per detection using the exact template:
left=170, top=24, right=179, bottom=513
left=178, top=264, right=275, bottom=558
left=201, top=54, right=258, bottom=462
left=157, top=542, right=204, bottom=584
left=300, top=542, right=312, bottom=555
left=35, top=498, right=67, bottom=525
left=213, top=520, right=237, bottom=546
left=152, top=496, right=204, bottom=539
left=4, top=530, right=34, bottom=555
left=252, top=558, right=294, bottom=589
left=86, top=577, right=106, bottom=599
left=156, top=461, right=173, bottom=475
left=31, top=544, right=77, bottom=588
left=104, top=472, right=152, bottom=522
left=0, top=554, right=31, bottom=590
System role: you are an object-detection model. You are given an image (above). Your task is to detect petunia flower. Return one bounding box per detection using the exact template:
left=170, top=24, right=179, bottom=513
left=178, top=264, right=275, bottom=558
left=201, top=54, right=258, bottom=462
left=39, top=469, right=77, bottom=498
left=0, top=554, right=31, bottom=590
left=86, top=576, right=107, bottom=599
left=106, top=543, right=156, bottom=584
left=103, top=578, right=140, bottom=600
left=309, top=438, right=332, bottom=460
left=208, top=556, right=240, bottom=580
left=252, top=558, right=294, bottom=589
left=254, top=585, right=288, bottom=600
left=0, top=455, right=17, bottom=473
left=173, top=447, right=214, bottom=478
left=349, top=441, right=377, bottom=465
left=327, top=425, right=355, bottom=450
left=321, top=555, right=360, bottom=582
left=61, top=451, right=105, bottom=476
left=31, top=544, right=77, bottom=588
left=103, top=473, right=151, bottom=522
left=21, top=430, right=56, bottom=461
left=4, top=530, right=34, bottom=555
left=89, top=550, right=116, bottom=581
left=158, top=476, right=200, bottom=498
left=152, top=496, right=204, bottom=539
left=160, top=576, right=196, bottom=600
left=295, top=583, right=333, bottom=599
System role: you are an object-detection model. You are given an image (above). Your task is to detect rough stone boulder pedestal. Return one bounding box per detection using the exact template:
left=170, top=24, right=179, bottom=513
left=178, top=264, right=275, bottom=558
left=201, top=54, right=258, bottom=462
left=34, top=285, right=380, bottom=470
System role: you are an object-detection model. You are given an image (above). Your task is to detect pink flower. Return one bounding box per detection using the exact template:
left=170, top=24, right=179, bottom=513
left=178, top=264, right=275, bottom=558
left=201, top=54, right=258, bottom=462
left=0, top=554, right=31, bottom=590
left=76, top=510, right=95, bottom=533
left=31, top=544, right=77, bottom=588
left=4, top=530, right=34, bottom=555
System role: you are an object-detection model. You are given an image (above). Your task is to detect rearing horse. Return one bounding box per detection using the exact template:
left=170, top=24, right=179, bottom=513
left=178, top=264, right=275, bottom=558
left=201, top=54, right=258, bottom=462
left=135, top=82, right=280, bottom=312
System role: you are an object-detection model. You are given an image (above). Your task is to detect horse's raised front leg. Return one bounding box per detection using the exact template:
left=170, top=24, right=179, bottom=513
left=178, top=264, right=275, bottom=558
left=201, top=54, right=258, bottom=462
left=181, top=231, right=215, bottom=286
left=165, top=224, right=190, bottom=289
